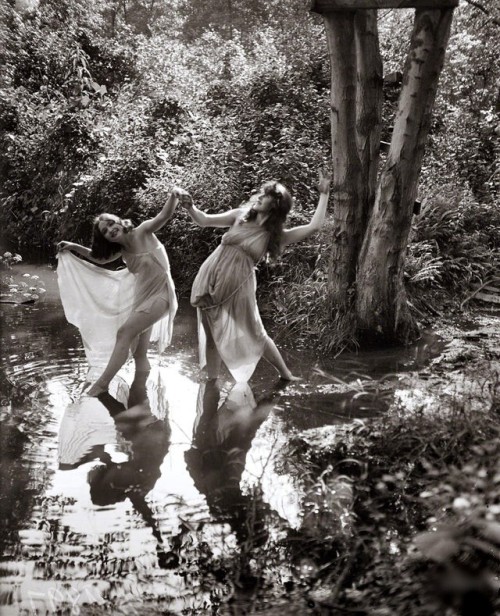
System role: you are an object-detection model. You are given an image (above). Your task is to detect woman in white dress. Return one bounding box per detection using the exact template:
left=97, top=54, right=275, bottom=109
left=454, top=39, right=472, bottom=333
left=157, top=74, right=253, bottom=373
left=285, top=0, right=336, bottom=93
left=57, top=188, right=190, bottom=396
left=183, top=171, right=331, bottom=382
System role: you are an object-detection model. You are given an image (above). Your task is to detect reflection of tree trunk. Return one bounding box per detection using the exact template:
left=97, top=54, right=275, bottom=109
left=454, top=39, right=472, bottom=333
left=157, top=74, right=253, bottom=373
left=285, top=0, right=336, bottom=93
left=356, top=9, right=454, bottom=342
left=324, top=12, right=364, bottom=309
left=129, top=492, right=163, bottom=543
left=122, top=0, right=128, bottom=24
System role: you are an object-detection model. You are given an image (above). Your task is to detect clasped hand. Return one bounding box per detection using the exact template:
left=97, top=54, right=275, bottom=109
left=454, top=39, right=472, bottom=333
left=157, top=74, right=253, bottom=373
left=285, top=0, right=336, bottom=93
left=172, top=187, right=193, bottom=209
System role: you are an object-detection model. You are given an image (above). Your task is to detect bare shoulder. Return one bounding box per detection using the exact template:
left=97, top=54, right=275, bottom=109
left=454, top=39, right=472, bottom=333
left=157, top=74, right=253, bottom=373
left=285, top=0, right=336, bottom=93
left=125, top=226, right=156, bottom=251
left=133, top=221, right=149, bottom=234
left=229, top=207, right=245, bottom=223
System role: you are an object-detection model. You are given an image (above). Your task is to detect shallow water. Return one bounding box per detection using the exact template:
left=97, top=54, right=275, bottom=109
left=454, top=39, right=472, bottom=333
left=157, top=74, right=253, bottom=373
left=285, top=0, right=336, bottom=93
left=0, top=264, right=444, bottom=614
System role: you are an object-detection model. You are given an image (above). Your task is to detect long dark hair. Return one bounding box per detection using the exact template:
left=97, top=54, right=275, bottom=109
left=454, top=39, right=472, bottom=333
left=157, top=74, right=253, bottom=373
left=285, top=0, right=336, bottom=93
left=242, top=181, right=292, bottom=259
left=90, top=213, right=133, bottom=260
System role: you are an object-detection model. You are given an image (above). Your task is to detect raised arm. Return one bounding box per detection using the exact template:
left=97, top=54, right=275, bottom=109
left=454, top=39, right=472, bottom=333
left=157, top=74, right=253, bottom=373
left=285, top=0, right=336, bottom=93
left=281, top=171, right=331, bottom=249
left=136, top=188, right=184, bottom=234
left=180, top=197, right=240, bottom=228
left=57, top=241, right=121, bottom=265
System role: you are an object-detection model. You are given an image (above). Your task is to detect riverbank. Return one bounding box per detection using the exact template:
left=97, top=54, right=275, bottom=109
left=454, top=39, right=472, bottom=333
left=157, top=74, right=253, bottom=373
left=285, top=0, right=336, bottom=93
left=281, top=310, right=500, bottom=616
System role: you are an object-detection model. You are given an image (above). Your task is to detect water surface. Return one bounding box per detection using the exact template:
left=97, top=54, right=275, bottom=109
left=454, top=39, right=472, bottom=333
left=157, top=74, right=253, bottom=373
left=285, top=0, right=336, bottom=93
left=0, top=264, right=443, bottom=614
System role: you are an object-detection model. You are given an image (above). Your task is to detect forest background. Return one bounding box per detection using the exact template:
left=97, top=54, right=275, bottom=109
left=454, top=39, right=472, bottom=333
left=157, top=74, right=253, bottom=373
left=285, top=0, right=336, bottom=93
left=0, top=0, right=499, bottom=350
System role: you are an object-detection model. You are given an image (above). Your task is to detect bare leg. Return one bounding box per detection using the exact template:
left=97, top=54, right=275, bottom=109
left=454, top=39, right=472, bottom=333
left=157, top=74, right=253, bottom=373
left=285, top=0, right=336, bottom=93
left=201, top=312, right=222, bottom=379
left=133, top=327, right=152, bottom=373
left=262, top=337, right=299, bottom=381
left=87, top=301, right=167, bottom=396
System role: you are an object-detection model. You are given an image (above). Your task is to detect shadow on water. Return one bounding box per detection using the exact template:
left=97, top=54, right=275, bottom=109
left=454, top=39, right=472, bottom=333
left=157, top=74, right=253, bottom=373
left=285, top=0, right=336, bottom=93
left=0, top=265, right=446, bottom=614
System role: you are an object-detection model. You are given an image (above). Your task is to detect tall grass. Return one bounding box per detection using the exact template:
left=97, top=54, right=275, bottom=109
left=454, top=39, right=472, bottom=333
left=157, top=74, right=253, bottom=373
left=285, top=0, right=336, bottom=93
left=407, top=189, right=500, bottom=298
left=264, top=188, right=500, bottom=354
left=261, top=222, right=358, bottom=353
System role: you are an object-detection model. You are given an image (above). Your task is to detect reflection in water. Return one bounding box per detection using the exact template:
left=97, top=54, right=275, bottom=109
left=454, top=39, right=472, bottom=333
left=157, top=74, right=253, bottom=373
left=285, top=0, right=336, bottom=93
left=57, top=379, right=127, bottom=471
left=58, top=370, right=177, bottom=569
left=185, top=381, right=283, bottom=599
left=0, top=266, right=448, bottom=614
left=186, top=382, right=272, bottom=538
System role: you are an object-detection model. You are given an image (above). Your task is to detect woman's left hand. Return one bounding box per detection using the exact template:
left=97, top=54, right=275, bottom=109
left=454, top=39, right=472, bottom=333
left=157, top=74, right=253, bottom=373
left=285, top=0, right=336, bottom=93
left=318, top=169, right=331, bottom=194
left=172, top=187, right=193, bottom=208
left=57, top=241, right=73, bottom=252
left=172, top=186, right=188, bottom=198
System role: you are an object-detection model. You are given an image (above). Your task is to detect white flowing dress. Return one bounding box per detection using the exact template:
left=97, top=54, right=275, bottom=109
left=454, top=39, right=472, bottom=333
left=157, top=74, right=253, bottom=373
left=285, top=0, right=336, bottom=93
left=57, top=245, right=177, bottom=379
left=190, top=218, right=270, bottom=382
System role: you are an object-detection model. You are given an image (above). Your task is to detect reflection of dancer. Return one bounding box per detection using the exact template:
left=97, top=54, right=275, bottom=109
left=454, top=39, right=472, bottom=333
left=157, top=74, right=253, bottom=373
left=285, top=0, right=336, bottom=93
left=57, top=188, right=189, bottom=396
left=185, top=381, right=278, bottom=547
left=57, top=379, right=125, bottom=471
left=183, top=172, right=330, bottom=382
left=88, top=369, right=175, bottom=567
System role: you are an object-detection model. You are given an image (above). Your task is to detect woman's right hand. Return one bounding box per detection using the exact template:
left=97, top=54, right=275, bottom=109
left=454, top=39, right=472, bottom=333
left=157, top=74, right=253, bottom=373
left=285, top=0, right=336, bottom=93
left=172, top=187, right=193, bottom=209
left=57, top=241, right=73, bottom=252
left=318, top=169, right=331, bottom=194
left=179, top=192, right=193, bottom=210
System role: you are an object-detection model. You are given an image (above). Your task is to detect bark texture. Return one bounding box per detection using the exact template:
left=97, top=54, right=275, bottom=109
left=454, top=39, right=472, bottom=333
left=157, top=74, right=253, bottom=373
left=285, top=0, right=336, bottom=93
left=324, top=12, right=364, bottom=308
left=324, top=10, right=382, bottom=312
left=354, top=9, right=383, bottom=234
left=356, top=8, right=454, bottom=343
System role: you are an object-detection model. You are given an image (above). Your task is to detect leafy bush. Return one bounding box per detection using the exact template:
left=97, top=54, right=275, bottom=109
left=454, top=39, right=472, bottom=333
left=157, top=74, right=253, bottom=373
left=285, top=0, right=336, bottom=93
left=2, top=109, right=100, bottom=253
left=406, top=188, right=500, bottom=302
left=285, top=368, right=500, bottom=615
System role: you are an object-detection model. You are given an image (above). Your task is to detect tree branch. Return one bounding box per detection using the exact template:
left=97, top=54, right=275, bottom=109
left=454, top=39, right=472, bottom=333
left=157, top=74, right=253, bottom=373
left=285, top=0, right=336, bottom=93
left=463, top=0, right=500, bottom=26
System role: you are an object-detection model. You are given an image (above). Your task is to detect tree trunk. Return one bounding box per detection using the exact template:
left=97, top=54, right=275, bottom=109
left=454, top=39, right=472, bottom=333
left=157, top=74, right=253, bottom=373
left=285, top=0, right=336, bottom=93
left=356, top=8, right=454, bottom=343
left=323, top=12, right=364, bottom=308
left=354, top=9, right=383, bottom=233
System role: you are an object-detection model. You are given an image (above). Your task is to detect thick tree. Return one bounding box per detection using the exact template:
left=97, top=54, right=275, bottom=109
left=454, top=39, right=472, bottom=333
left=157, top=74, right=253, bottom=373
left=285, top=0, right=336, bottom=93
left=315, top=0, right=456, bottom=343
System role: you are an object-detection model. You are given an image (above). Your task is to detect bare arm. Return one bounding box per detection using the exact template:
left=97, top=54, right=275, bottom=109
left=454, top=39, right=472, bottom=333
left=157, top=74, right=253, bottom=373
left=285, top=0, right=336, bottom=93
left=281, top=171, right=331, bottom=249
left=181, top=199, right=240, bottom=228
left=135, top=188, right=183, bottom=234
left=57, top=241, right=122, bottom=265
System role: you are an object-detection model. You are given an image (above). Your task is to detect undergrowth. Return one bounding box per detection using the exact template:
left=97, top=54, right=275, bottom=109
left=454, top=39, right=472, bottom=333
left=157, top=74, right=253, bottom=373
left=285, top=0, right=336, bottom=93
left=282, top=371, right=500, bottom=615
left=260, top=222, right=358, bottom=354
left=262, top=188, right=500, bottom=354
left=406, top=188, right=500, bottom=314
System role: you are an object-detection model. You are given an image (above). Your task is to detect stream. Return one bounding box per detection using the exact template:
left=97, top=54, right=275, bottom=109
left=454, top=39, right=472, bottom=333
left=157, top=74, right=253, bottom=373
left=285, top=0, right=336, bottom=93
left=0, top=263, right=445, bottom=615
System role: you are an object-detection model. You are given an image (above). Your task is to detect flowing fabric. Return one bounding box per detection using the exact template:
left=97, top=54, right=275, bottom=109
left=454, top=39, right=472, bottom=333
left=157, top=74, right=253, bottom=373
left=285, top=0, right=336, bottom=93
left=58, top=399, right=118, bottom=469
left=57, top=248, right=177, bottom=374
left=190, top=219, right=269, bottom=381
left=121, top=242, right=178, bottom=353
left=58, top=376, right=129, bottom=469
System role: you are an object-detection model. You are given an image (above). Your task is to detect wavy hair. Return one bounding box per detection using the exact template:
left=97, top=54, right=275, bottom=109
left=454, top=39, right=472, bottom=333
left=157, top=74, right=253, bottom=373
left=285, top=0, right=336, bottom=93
left=90, top=213, right=133, bottom=260
left=241, top=181, right=292, bottom=259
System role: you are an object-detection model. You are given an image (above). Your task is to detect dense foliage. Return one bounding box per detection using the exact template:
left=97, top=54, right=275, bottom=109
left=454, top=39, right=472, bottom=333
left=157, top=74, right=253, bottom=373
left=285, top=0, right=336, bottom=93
left=298, top=405, right=500, bottom=615
left=1, top=0, right=499, bottom=333
left=1, top=5, right=499, bottom=613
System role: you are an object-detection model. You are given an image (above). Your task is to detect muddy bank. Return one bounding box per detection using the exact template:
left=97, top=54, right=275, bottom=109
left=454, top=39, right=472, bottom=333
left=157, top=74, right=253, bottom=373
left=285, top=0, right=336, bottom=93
left=286, top=310, right=500, bottom=616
